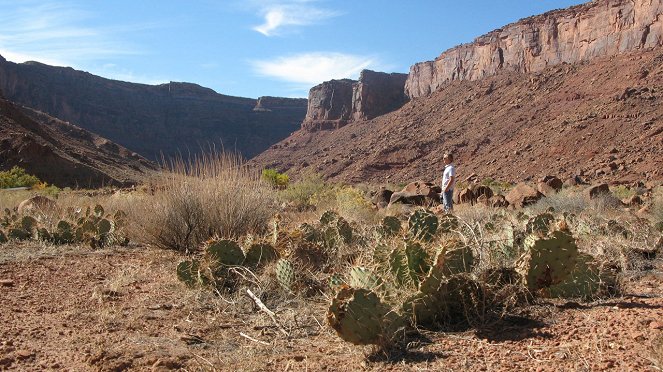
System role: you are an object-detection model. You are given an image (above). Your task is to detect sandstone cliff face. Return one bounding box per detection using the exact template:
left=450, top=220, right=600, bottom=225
left=0, top=59, right=307, bottom=160
left=352, top=70, right=408, bottom=121
left=301, top=79, right=355, bottom=131
left=405, top=0, right=663, bottom=98
left=301, top=71, right=408, bottom=131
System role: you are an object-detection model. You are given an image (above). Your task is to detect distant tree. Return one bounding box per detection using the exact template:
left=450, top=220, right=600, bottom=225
left=0, top=166, right=41, bottom=188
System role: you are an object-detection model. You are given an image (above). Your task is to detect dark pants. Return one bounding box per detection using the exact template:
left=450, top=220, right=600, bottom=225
left=442, top=189, right=454, bottom=212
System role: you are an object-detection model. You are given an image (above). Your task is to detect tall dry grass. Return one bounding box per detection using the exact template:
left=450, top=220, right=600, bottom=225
left=130, top=152, right=276, bottom=252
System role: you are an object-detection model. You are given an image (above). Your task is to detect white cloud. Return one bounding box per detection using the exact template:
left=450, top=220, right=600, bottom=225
left=251, top=52, right=379, bottom=85
left=251, top=1, right=339, bottom=36
left=0, top=1, right=144, bottom=67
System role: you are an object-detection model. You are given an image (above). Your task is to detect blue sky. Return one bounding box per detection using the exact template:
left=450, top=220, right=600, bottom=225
left=0, top=0, right=586, bottom=98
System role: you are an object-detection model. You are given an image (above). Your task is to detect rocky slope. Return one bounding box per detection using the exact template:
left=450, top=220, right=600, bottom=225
left=0, top=55, right=307, bottom=160
left=0, top=97, right=156, bottom=188
left=405, top=0, right=663, bottom=98
left=252, top=0, right=663, bottom=185
left=252, top=49, right=663, bottom=184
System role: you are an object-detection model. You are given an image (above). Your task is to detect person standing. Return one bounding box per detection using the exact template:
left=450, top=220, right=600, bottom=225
left=441, top=153, right=456, bottom=213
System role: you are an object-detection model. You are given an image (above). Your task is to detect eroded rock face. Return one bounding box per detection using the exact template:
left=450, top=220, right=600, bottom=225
left=301, top=79, right=355, bottom=131
left=352, top=70, right=408, bottom=121
left=254, top=96, right=307, bottom=112
left=405, top=0, right=663, bottom=98
left=302, top=71, right=408, bottom=131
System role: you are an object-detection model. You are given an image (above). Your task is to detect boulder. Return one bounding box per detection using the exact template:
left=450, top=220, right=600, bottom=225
left=584, top=183, right=610, bottom=201
left=537, top=175, right=563, bottom=196
left=473, top=185, right=494, bottom=200
left=455, top=188, right=476, bottom=204
left=17, top=195, right=59, bottom=215
left=372, top=188, right=393, bottom=209
left=505, top=183, right=544, bottom=208
left=490, top=194, right=509, bottom=208
left=388, top=181, right=441, bottom=207
left=402, top=181, right=441, bottom=198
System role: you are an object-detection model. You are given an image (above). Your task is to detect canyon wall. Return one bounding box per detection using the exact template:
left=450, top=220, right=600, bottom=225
left=0, top=57, right=307, bottom=160
left=405, top=0, right=663, bottom=98
left=301, top=71, right=408, bottom=131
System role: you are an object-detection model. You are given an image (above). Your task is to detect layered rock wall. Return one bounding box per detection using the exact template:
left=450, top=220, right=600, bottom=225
left=405, top=0, right=663, bottom=98
left=302, top=71, right=408, bottom=131
left=0, top=59, right=308, bottom=160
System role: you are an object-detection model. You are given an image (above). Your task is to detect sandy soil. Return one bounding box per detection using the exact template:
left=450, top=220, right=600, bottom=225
left=0, top=243, right=661, bottom=371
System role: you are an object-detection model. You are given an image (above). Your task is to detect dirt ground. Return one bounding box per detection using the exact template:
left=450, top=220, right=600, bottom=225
left=1, top=243, right=661, bottom=371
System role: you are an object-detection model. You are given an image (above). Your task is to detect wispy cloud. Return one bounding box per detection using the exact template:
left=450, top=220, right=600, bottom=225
left=251, top=0, right=340, bottom=36
left=251, top=52, right=382, bottom=92
left=0, top=1, right=146, bottom=67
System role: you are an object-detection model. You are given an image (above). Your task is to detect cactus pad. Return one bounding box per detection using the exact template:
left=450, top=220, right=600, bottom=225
left=20, top=216, right=38, bottom=232
left=348, top=267, right=383, bottom=291
left=320, top=210, right=340, bottom=225
left=0, top=230, right=7, bottom=243
left=408, top=209, right=438, bottom=241
left=327, top=287, right=402, bottom=345
left=516, top=230, right=579, bottom=291
left=244, top=243, right=279, bottom=268
left=438, top=214, right=459, bottom=234
left=526, top=213, right=555, bottom=235
left=543, top=253, right=602, bottom=299
left=93, top=204, right=104, bottom=218
left=176, top=260, right=206, bottom=287
left=275, top=259, right=295, bottom=291
left=206, top=240, right=245, bottom=266
left=381, top=216, right=401, bottom=236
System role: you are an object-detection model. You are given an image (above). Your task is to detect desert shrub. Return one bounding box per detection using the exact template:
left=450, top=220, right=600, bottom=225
left=261, top=168, right=289, bottom=189
left=652, top=187, right=663, bottom=224
left=132, top=152, right=275, bottom=252
left=527, top=188, right=587, bottom=215
left=0, top=166, right=41, bottom=189
left=611, top=185, right=640, bottom=200
left=279, top=173, right=328, bottom=209
left=481, top=177, right=512, bottom=192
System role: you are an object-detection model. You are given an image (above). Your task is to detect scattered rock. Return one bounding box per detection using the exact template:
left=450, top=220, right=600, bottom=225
left=0, top=279, right=14, bottom=287
left=506, top=183, right=544, bottom=208
left=490, top=195, right=509, bottom=208
left=622, top=195, right=642, bottom=206
left=584, top=183, right=610, bottom=201
left=372, top=188, right=393, bottom=209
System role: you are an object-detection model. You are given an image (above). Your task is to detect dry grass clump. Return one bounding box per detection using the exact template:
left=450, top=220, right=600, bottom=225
left=527, top=188, right=588, bottom=215
left=130, top=152, right=276, bottom=252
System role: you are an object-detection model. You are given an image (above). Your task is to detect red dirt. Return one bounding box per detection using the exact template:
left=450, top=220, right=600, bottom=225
left=0, top=243, right=661, bottom=371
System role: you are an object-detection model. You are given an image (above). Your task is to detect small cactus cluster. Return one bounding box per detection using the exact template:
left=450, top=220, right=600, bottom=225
left=0, top=205, right=129, bottom=248
left=515, top=229, right=610, bottom=299
left=176, top=238, right=281, bottom=289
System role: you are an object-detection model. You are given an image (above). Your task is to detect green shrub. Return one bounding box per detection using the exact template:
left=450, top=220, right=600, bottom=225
left=262, top=168, right=289, bottom=189
left=0, top=166, right=41, bottom=189
left=279, top=173, right=328, bottom=208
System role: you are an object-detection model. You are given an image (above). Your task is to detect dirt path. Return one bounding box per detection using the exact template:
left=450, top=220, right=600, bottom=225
left=0, top=243, right=661, bottom=371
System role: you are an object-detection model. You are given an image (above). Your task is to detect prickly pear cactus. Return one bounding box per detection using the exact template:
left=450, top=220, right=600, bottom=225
left=380, top=216, right=401, bottom=237
left=320, top=210, right=340, bottom=226
left=97, top=219, right=114, bottom=235
left=244, top=243, right=279, bottom=268
left=54, top=220, right=74, bottom=244
left=20, top=216, right=38, bottom=232
left=206, top=240, right=245, bottom=266
left=542, top=253, right=603, bottom=299
left=0, top=230, right=7, bottom=243
left=389, top=241, right=430, bottom=287
left=299, top=223, right=319, bottom=242
left=36, top=227, right=52, bottom=242
left=516, top=230, right=579, bottom=292
left=438, top=213, right=459, bottom=234
left=8, top=228, right=31, bottom=241
left=327, top=287, right=403, bottom=345
left=408, top=209, right=438, bottom=241
left=335, top=217, right=353, bottom=244
left=93, top=204, right=104, bottom=218
left=417, top=242, right=473, bottom=296
left=348, top=267, right=383, bottom=291
left=275, top=259, right=295, bottom=292
left=176, top=260, right=207, bottom=287
left=525, top=213, right=555, bottom=235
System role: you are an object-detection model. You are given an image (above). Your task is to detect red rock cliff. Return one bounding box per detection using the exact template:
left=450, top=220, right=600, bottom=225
left=405, top=0, right=663, bottom=98
left=302, top=71, right=408, bottom=131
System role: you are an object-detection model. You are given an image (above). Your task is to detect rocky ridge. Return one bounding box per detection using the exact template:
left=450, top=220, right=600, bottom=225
left=0, top=57, right=307, bottom=160
left=0, top=97, right=156, bottom=188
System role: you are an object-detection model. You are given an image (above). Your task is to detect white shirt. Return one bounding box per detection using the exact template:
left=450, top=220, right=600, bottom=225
left=442, top=164, right=456, bottom=190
